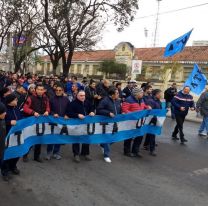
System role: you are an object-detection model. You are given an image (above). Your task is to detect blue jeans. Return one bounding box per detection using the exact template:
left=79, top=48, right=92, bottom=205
left=198, top=116, right=208, bottom=134
left=47, top=144, right=61, bottom=155
left=100, top=144, right=110, bottom=158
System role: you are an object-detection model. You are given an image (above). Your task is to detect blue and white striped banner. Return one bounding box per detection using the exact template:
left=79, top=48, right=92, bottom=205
left=4, top=109, right=166, bottom=160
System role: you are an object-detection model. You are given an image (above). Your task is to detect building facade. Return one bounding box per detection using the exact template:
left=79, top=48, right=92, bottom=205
left=29, top=42, right=208, bottom=82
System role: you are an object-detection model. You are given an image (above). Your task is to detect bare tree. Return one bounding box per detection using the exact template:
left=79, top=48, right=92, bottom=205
left=8, top=0, right=44, bottom=72
left=41, top=0, right=139, bottom=75
left=0, top=0, right=16, bottom=51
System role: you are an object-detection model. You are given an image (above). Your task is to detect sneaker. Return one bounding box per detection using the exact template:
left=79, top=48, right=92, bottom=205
left=172, top=136, right=179, bottom=140
left=2, top=175, right=10, bottom=182
left=124, top=152, right=134, bottom=157
left=84, top=155, right=92, bottom=161
left=53, top=154, right=62, bottom=160
left=34, top=157, right=43, bottom=163
left=74, top=155, right=80, bottom=163
left=198, top=133, right=207, bottom=137
left=23, top=156, right=29, bottom=162
left=132, top=153, right=143, bottom=158
left=11, top=168, right=20, bottom=175
left=104, top=157, right=112, bottom=163
left=45, top=154, right=52, bottom=160
left=143, top=146, right=149, bottom=151
left=149, top=151, right=157, bottom=156
left=181, top=138, right=188, bottom=144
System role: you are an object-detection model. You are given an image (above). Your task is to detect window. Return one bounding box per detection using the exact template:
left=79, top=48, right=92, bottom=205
left=70, top=65, right=74, bottom=73
left=93, top=65, right=99, bottom=75
left=77, top=64, right=82, bottom=74
left=85, top=65, right=90, bottom=74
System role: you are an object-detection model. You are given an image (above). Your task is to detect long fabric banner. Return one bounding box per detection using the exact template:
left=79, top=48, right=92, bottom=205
left=4, top=109, right=166, bottom=160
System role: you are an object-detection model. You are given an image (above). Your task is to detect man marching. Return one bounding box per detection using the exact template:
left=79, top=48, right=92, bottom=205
left=171, top=86, right=195, bottom=144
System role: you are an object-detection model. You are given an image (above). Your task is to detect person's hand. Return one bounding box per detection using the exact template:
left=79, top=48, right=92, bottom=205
left=109, top=113, right=115, bottom=118
left=89, top=112, right=95, bottom=116
left=64, top=115, right=69, bottom=119
left=190, top=107, right=195, bottom=111
left=147, top=106, right=152, bottom=110
left=34, top=112, right=40, bottom=117
left=54, top=114, right=59, bottom=118
left=180, top=107, right=185, bottom=111
left=94, top=95, right=99, bottom=99
left=78, top=114, right=85, bottom=119
left=43, top=111, right=49, bottom=116
left=97, top=95, right=102, bottom=100
left=11, top=120, right=16, bottom=126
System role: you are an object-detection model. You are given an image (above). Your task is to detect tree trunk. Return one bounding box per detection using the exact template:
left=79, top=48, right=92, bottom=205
left=62, top=50, right=73, bottom=76
left=14, top=61, right=22, bottom=73
left=52, top=60, right=59, bottom=75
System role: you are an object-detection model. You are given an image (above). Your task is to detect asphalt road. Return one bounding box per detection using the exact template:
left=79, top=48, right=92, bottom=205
left=1, top=118, right=208, bottom=206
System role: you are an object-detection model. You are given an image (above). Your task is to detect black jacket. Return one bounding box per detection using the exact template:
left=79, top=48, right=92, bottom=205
left=66, top=98, right=94, bottom=118
left=96, top=96, right=121, bottom=116
left=164, top=87, right=177, bottom=102
left=0, top=119, right=6, bottom=160
left=5, top=105, right=23, bottom=133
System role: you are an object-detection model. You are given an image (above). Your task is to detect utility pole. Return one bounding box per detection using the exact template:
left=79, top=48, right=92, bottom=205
left=153, top=0, right=162, bottom=47
left=144, top=27, right=148, bottom=47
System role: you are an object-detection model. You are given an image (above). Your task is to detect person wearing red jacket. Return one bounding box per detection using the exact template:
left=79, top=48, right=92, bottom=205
left=122, top=87, right=150, bottom=157
left=23, top=83, right=50, bottom=162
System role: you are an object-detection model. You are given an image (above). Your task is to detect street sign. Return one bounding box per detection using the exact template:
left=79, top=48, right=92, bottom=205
left=132, top=60, right=142, bottom=75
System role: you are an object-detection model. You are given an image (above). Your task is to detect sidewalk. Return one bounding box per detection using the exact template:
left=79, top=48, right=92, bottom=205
left=166, top=110, right=202, bottom=123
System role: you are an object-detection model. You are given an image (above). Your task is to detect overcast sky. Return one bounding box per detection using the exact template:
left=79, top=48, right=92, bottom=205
left=97, top=0, right=208, bottom=49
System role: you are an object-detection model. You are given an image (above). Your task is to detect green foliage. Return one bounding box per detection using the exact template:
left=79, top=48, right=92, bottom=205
left=99, top=60, right=127, bottom=77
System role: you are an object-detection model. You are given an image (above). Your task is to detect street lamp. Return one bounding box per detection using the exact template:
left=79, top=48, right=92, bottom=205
left=153, top=0, right=162, bottom=47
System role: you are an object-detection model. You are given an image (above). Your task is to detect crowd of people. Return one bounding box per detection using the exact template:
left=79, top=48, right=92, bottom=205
left=0, top=71, right=203, bottom=182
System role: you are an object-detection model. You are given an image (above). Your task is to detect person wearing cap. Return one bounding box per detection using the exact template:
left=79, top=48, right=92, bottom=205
left=143, top=89, right=163, bottom=156
left=122, top=87, right=151, bottom=157
left=1, top=94, right=22, bottom=181
left=23, top=83, right=50, bottom=162
left=0, top=102, right=7, bottom=180
left=171, top=86, right=195, bottom=144
left=122, top=81, right=134, bottom=99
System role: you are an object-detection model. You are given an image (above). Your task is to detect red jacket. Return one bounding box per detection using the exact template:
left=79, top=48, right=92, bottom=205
left=122, top=95, right=148, bottom=113
left=23, top=93, right=50, bottom=116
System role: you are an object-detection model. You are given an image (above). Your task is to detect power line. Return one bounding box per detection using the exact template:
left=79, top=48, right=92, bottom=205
left=134, top=2, right=208, bottom=20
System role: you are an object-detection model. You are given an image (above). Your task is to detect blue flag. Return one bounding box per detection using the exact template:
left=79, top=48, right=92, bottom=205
left=184, top=64, right=207, bottom=95
left=164, top=29, right=193, bottom=57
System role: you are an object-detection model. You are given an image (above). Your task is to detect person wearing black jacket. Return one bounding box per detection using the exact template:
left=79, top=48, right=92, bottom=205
left=85, top=80, right=100, bottom=111
left=96, top=87, right=121, bottom=163
left=1, top=94, right=22, bottom=181
left=46, top=84, right=69, bottom=160
left=164, top=83, right=177, bottom=119
left=65, top=90, right=95, bottom=163
left=0, top=102, right=7, bottom=180
left=144, top=89, right=162, bottom=156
